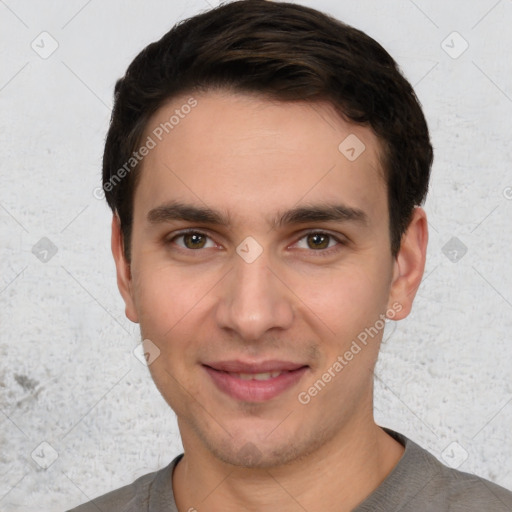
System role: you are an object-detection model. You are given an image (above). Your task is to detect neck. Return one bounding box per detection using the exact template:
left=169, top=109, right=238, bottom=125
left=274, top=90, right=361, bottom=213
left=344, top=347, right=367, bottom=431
left=173, top=419, right=404, bottom=512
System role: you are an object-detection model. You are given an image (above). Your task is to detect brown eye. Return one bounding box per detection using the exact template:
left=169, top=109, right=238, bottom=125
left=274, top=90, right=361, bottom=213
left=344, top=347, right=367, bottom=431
left=182, top=232, right=207, bottom=249
left=165, top=230, right=218, bottom=255
left=306, top=232, right=331, bottom=250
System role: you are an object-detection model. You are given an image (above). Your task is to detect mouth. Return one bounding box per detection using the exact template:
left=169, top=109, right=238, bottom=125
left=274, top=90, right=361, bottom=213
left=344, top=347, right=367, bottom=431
left=202, top=360, right=309, bottom=402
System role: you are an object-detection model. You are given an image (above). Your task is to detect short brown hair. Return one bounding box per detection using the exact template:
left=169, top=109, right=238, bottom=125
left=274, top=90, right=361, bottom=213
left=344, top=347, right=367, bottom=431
left=102, top=0, right=433, bottom=261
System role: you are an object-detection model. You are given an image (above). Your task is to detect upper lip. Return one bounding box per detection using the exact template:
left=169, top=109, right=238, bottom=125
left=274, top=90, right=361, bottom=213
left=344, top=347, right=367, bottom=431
left=203, top=360, right=307, bottom=373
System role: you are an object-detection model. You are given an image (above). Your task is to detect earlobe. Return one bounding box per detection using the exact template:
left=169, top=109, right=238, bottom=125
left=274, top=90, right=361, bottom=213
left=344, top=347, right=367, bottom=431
left=387, top=207, right=428, bottom=320
left=111, top=214, right=139, bottom=323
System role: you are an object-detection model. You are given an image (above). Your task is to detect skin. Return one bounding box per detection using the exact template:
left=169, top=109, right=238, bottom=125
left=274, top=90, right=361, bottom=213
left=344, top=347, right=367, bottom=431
left=112, top=89, right=428, bottom=511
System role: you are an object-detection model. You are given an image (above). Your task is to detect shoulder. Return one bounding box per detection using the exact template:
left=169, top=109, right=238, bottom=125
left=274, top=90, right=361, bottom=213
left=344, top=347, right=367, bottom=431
left=385, top=429, right=512, bottom=511
left=421, top=452, right=512, bottom=510
left=66, top=470, right=157, bottom=512
left=66, top=455, right=182, bottom=512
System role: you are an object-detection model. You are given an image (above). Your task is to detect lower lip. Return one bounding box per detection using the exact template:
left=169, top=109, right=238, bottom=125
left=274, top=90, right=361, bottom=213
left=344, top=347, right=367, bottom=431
left=203, top=366, right=308, bottom=402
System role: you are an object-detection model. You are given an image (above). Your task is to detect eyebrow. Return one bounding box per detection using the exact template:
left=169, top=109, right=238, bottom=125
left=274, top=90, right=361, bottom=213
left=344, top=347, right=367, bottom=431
left=275, top=203, right=368, bottom=228
left=147, top=200, right=368, bottom=229
left=147, top=201, right=230, bottom=226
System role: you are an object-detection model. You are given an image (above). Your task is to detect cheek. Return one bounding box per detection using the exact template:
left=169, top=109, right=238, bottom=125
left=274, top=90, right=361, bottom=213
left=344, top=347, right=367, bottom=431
left=131, top=265, right=210, bottom=409
left=130, top=260, right=224, bottom=395
left=131, top=260, right=209, bottom=338
left=293, top=263, right=390, bottom=341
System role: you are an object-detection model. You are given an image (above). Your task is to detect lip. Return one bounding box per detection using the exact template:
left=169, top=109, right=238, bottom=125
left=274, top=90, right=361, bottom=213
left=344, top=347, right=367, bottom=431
left=203, top=360, right=309, bottom=402
left=203, top=359, right=306, bottom=373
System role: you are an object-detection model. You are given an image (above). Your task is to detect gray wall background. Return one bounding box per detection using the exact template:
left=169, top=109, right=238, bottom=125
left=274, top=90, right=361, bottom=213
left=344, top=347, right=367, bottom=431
left=1, top=0, right=511, bottom=510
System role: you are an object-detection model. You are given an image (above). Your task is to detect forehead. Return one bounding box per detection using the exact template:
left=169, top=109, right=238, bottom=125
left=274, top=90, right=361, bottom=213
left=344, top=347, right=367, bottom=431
left=134, top=90, right=387, bottom=226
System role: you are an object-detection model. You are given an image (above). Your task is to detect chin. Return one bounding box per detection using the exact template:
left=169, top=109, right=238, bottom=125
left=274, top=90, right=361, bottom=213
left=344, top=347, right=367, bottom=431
left=194, top=419, right=332, bottom=469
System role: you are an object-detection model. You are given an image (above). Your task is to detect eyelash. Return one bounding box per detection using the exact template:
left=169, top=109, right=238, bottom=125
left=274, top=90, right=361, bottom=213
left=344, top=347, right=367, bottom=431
left=165, top=229, right=346, bottom=256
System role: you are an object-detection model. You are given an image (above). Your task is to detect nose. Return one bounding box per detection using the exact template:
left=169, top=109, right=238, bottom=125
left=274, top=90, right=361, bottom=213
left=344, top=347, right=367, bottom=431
left=214, top=249, right=294, bottom=342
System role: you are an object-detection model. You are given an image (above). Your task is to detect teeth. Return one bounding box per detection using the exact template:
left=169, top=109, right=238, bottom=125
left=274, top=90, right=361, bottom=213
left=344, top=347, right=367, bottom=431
left=232, top=371, right=283, bottom=381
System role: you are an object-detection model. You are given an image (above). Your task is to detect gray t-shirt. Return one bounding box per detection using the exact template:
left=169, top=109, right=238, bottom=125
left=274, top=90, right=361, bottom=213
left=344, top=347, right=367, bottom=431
left=68, top=428, right=512, bottom=511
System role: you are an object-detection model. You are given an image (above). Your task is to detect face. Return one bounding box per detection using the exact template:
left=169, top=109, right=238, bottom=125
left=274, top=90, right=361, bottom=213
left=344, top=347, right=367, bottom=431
left=113, top=90, right=425, bottom=468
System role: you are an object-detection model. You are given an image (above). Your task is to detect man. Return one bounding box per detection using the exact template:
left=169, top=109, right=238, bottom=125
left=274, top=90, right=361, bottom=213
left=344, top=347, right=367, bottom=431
left=70, top=1, right=512, bottom=510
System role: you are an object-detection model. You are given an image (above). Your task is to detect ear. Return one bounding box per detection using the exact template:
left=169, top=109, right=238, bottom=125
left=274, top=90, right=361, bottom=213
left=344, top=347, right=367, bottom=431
left=387, top=207, right=428, bottom=320
left=111, top=214, right=139, bottom=323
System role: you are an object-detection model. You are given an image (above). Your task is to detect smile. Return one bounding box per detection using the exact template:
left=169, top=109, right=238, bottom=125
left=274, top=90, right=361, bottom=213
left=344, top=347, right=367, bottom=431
left=203, top=362, right=309, bottom=402
left=230, top=371, right=284, bottom=380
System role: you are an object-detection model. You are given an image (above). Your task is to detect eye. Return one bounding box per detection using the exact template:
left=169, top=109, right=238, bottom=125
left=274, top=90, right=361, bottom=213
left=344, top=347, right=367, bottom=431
left=294, top=231, right=344, bottom=253
left=169, top=230, right=216, bottom=250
